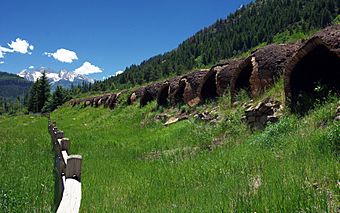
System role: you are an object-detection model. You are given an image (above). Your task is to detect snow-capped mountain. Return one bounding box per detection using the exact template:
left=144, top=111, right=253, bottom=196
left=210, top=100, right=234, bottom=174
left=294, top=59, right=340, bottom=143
left=18, top=67, right=94, bottom=90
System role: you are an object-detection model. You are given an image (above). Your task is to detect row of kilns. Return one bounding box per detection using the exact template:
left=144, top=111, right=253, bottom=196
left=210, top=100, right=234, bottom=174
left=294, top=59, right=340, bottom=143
left=70, top=93, right=119, bottom=109
left=71, top=25, right=339, bottom=113
left=127, top=25, right=339, bottom=113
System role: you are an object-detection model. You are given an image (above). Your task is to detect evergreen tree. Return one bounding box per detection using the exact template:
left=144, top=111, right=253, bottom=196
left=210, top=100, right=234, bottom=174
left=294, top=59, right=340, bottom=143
left=27, top=71, right=51, bottom=113
left=37, top=71, right=50, bottom=112
left=45, top=86, right=70, bottom=112
left=28, top=80, right=39, bottom=113
left=90, top=0, right=338, bottom=91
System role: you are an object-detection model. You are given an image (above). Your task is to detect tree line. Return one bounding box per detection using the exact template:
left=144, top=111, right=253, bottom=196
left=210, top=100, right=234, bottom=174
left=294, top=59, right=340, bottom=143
left=27, top=72, right=71, bottom=113
left=92, top=0, right=338, bottom=91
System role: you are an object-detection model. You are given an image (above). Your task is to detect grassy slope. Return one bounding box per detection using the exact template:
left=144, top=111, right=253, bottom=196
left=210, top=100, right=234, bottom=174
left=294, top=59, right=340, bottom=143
left=0, top=78, right=339, bottom=212
left=47, top=80, right=340, bottom=212
left=0, top=115, right=54, bottom=212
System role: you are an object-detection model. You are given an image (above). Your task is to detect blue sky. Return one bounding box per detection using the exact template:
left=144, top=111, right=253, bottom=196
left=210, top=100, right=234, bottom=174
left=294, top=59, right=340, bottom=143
left=0, top=0, right=252, bottom=80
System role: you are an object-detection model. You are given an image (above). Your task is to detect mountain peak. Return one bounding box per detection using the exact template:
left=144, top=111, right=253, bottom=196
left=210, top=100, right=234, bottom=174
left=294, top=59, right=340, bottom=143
left=18, top=67, right=94, bottom=89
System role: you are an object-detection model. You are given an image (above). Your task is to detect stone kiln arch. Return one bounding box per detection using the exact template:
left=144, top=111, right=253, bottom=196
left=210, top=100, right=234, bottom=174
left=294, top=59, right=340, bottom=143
left=127, top=87, right=145, bottom=105
left=213, top=59, right=243, bottom=97
left=284, top=37, right=340, bottom=113
left=230, top=43, right=299, bottom=102
left=140, top=82, right=163, bottom=107
left=170, top=78, right=186, bottom=106
left=157, top=82, right=170, bottom=107
left=157, top=76, right=182, bottom=107
left=230, top=57, right=253, bottom=102
left=199, top=69, right=218, bottom=103
left=180, top=70, right=209, bottom=106
left=314, top=25, right=340, bottom=50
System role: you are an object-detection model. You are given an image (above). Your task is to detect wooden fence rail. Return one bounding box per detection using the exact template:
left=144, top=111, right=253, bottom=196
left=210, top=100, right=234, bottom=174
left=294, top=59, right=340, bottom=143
left=47, top=115, right=82, bottom=213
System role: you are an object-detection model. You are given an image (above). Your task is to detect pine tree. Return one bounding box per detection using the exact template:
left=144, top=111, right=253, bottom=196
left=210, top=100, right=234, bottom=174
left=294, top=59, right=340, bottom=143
left=46, top=86, right=68, bottom=112
left=37, top=71, right=50, bottom=112
left=28, top=71, right=51, bottom=113
left=28, top=80, right=39, bottom=113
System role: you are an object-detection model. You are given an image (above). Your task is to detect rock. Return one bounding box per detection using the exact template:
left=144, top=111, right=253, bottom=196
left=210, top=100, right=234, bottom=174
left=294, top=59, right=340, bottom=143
left=259, top=115, right=267, bottom=124
left=267, top=115, right=279, bottom=123
left=232, top=101, right=240, bottom=107
left=155, top=113, right=169, bottom=122
left=130, top=93, right=137, bottom=103
left=194, top=111, right=218, bottom=122
left=164, top=113, right=188, bottom=126
left=248, top=116, right=256, bottom=123
left=253, top=122, right=264, bottom=130
left=242, top=98, right=283, bottom=130
left=165, top=117, right=179, bottom=126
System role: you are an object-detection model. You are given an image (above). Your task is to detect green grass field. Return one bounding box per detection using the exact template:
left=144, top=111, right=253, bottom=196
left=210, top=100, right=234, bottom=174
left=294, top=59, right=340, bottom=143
left=1, top=81, right=339, bottom=212
left=0, top=116, right=54, bottom=212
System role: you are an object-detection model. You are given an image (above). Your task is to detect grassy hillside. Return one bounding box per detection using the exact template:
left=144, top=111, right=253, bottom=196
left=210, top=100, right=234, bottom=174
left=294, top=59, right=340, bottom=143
left=1, top=78, right=339, bottom=212
left=47, top=81, right=339, bottom=211
left=0, top=116, right=54, bottom=212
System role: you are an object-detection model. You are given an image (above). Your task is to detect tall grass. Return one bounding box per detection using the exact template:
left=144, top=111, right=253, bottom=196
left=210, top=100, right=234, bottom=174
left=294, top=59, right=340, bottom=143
left=0, top=115, right=54, bottom=212
left=48, top=93, right=339, bottom=212
left=0, top=79, right=338, bottom=211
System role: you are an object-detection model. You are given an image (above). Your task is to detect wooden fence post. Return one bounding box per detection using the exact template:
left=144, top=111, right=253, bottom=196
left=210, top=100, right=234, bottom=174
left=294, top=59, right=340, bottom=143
left=66, top=155, right=82, bottom=181
left=60, top=138, right=70, bottom=153
left=48, top=120, right=82, bottom=213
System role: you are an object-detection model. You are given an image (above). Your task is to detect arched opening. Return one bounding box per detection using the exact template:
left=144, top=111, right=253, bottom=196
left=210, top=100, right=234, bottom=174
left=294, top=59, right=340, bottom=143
left=231, top=58, right=253, bottom=102
left=140, top=90, right=153, bottom=107
left=287, top=42, right=340, bottom=113
left=157, top=84, right=170, bottom=107
left=200, top=70, right=217, bottom=102
left=127, top=93, right=133, bottom=105
left=172, top=79, right=186, bottom=105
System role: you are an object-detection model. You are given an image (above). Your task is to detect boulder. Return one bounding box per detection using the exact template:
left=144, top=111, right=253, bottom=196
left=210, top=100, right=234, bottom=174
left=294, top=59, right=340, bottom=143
left=243, top=98, right=283, bottom=130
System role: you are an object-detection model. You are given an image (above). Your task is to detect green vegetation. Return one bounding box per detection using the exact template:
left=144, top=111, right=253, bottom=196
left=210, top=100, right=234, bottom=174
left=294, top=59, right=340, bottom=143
left=0, top=115, right=54, bottom=212
left=28, top=72, right=51, bottom=113
left=0, top=72, right=32, bottom=99
left=0, top=1, right=339, bottom=211
left=0, top=72, right=32, bottom=115
left=272, top=29, right=317, bottom=44
left=1, top=74, right=339, bottom=212
left=94, top=0, right=338, bottom=90
left=27, top=72, right=71, bottom=113
left=44, top=86, right=71, bottom=112
left=47, top=81, right=340, bottom=211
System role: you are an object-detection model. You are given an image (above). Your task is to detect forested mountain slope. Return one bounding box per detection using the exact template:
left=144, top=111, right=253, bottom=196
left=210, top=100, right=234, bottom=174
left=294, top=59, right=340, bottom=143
left=97, top=0, right=338, bottom=90
left=0, top=71, right=32, bottom=98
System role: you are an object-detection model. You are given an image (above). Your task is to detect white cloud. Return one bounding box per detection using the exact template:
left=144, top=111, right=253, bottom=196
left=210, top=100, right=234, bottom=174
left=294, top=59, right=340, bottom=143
left=8, top=38, right=33, bottom=54
left=44, top=48, right=78, bottom=63
left=29, top=65, right=34, bottom=69
left=0, top=46, right=14, bottom=58
left=115, top=70, right=124, bottom=76
left=74, top=61, right=103, bottom=75
left=102, top=70, right=124, bottom=80
left=0, top=38, right=33, bottom=61
left=0, top=61, right=4, bottom=64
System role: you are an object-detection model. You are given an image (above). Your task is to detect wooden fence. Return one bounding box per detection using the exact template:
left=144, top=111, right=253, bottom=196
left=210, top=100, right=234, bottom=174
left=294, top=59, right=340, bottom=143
left=47, top=116, right=82, bottom=213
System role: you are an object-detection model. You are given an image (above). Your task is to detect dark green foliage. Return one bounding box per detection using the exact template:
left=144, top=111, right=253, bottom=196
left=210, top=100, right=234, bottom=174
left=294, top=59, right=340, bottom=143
left=28, top=72, right=51, bottom=113
left=44, top=86, right=71, bottom=112
left=0, top=71, right=32, bottom=98
left=93, top=0, right=338, bottom=91
left=0, top=97, right=27, bottom=115
left=0, top=72, right=32, bottom=115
